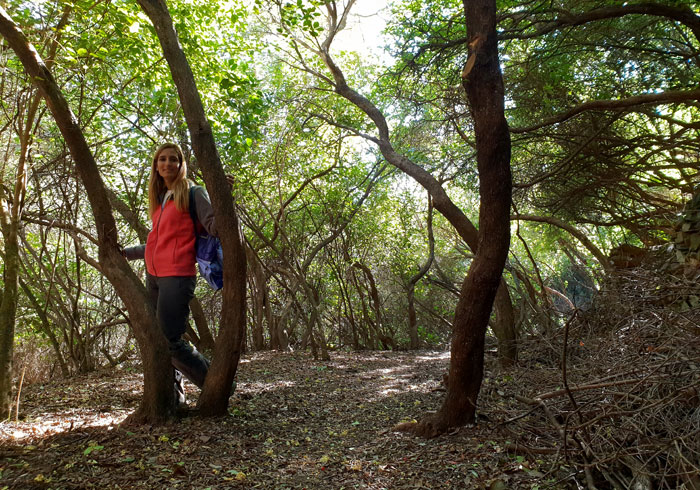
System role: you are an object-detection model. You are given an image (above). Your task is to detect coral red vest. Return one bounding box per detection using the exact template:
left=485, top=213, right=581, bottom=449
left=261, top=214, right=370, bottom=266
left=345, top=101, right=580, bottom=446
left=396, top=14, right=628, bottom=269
left=145, top=199, right=196, bottom=277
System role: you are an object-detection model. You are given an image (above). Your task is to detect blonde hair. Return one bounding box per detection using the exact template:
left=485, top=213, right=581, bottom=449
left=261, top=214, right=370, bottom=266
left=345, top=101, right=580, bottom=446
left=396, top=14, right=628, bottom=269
left=148, top=143, right=190, bottom=219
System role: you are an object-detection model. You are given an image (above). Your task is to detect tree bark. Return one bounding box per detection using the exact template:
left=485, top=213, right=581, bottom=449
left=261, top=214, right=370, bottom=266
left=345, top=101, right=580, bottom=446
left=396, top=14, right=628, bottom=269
left=0, top=131, right=30, bottom=416
left=0, top=221, right=19, bottom=418
left=189, top=297, right=215, bottom=352
left=399, top=0, right=512, bottom=436
left=136, top=0, right=247, bottom=416
left=0, top=7, right=176, bottom=424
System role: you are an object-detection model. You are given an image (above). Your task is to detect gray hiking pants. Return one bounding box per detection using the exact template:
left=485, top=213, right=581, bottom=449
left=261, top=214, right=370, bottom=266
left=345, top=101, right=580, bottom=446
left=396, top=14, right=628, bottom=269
left=146, top=274, right=210, bottom=389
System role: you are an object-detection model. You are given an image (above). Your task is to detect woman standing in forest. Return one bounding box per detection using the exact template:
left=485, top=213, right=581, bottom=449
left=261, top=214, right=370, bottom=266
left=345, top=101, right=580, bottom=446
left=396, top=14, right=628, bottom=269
left=122, top=142, right=226, bottom=406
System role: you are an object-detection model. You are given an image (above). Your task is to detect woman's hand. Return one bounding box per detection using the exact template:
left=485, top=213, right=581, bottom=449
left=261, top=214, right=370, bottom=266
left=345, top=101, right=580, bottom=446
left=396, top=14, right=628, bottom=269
left=226, top=174, right=235, bottom=188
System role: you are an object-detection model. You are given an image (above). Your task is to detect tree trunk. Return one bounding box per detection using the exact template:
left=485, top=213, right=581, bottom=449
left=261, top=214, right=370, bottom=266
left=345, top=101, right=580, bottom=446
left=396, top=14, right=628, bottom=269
left=189, top=297, right=215, bottom=352
left=0, top=2, right=71, bottom=419
left=0, top=8, right=176, bottom=424
left=492, top=283, right=517, bottom=367
left=0, top=227, right=19, bottom=419
left=0, top=77, right=39, bottom=420
left=342, top=282, right=360, bottom=350
left=135, top=0, right=247, bottom=416
left=408, top=196, right=434, bottom=350
left=269, top=312, right=281, bottom=350
left=353, top=273, right=376, bottom=349
left=399, top=0, right=512, bottom=436
left=0, top=90, right=40, bottom=417
left=356, top=265, right=380, bottom=325
left=248, top=247, right=266, bottom=350
left=407, top=284, right=419, bottom=349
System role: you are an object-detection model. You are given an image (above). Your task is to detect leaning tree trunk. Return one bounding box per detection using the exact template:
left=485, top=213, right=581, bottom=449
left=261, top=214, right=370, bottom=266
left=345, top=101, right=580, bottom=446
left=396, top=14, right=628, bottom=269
left=399, top=0, right=512, bottom=437
left=0, top=7, right=176, bottom=424
left=136, top=0, right=247, bottom=416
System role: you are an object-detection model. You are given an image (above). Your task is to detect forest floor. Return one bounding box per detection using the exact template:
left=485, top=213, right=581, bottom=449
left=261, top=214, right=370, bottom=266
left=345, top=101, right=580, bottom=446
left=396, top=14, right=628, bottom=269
left=2, top=263, right=698, bottom=489
left=0, top=349, right=565, bottom=490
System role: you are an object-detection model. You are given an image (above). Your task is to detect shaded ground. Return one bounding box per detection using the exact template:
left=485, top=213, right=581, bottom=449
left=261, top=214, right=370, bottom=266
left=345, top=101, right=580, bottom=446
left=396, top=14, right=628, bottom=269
left=0, top=351, right=554, bottom=489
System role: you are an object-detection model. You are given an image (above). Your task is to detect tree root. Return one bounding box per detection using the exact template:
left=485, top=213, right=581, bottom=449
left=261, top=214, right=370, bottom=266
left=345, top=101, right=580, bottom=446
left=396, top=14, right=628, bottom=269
left=121, top=406, right=176, bottom=427
left=393, top=413, right=451, bottom=439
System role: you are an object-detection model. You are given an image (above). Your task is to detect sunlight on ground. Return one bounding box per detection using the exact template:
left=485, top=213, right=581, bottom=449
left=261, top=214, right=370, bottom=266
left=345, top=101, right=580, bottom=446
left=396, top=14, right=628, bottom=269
left=354, top=352, right=449, bottom=402
left=417, top=352, right=451, bottom=361
left=0, top=351, right=450, bottom=445
left=0, top=411, right=127, bottom=442
left=244, top=380, right=298, bottom=392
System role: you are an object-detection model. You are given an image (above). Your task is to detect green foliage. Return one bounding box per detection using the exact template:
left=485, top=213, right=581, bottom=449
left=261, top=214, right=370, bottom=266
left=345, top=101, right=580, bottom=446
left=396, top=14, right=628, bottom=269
left=272, top=0, right=325, bottom=37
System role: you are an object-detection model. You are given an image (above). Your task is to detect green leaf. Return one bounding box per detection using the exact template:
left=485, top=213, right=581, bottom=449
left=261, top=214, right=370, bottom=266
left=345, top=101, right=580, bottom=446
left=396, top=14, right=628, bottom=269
left=83, top=444, right=103, bottom=456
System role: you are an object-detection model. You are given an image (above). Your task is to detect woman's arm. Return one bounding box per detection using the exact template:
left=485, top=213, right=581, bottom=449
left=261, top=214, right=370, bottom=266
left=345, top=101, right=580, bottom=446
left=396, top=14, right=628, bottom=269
left=122, top=244, right=146, bottom=260
left=192, top=186, right=217, bottom=237
left=192, top=176, right=234, bottom=237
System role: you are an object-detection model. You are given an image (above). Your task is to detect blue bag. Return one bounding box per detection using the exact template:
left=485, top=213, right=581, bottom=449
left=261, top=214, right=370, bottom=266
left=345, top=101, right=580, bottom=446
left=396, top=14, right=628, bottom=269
left=189, top=186, right=224, bottom=290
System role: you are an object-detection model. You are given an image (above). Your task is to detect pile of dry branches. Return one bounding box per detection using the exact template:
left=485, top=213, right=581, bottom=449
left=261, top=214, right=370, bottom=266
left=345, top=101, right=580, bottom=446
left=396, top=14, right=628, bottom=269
left=487, top=258, right=700, bottom=489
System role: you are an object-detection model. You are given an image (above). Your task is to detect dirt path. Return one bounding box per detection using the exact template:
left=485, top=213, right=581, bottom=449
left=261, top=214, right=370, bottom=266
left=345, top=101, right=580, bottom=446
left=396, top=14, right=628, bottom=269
left=0, top=351, right=552, bottom=489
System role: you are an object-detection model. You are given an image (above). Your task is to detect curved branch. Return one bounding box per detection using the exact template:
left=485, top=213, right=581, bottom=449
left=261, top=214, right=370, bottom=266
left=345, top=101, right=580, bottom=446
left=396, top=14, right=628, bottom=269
left=501, top=3, right=700, bottom=44
left=0, top=5, right=175, bottom=422
left=511, top=89, right=700, bottom=133
left=301, top=162, right=385, bottom=273
left=309, top=112, right=380, bottom=144
left=317, top=43, right=480, bottom=249
left=523, top=89, right=700, bottom=134
left=511, top=214, right=611, bottom=270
